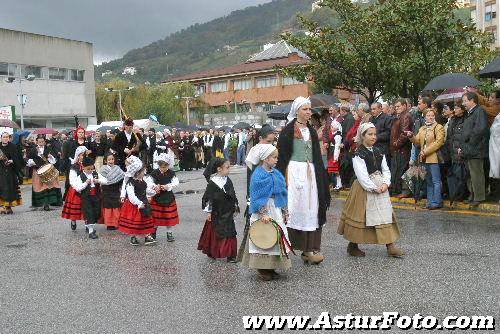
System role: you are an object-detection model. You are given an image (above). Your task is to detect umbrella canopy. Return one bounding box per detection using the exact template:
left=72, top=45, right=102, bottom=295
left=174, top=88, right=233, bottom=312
left=423, top=73, right=481, bottom=91
left=233, top=122, right=251, bottom=130
left=96, top=126, right=114, bottom=132
left=217, top=126, right=231, bottom=132
left=434, top=88, right=465, bottom=103
left=12, top=130, right=31, bottom=144
left=479, top=57, right=500, bottom=79
left=0, top=119, right=20, bottom=129
left=173, top=121, right=188, bottom=129
left=309, top=94, right=340, bottom=109
left=32, top=128, right=57, bottom=135
left=267, top=103, right=291, bottom=120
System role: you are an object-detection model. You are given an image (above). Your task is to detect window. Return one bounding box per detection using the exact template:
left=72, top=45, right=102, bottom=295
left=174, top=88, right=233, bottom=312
left=8, top=64, right=19, bottom=76
left=196, top=84, right=206, bottom=95
left=0, top=63, right=8, bottom=76
left=485, top=4, right=496, bottom=21
left=256, top=76, right=278, bottom=88
left=22, top=65, right=43, bottom=79
left=210, top=81, right=228, bottom=93
left=49, top=67, right=68, bottom=80
left=233, top=79, right=252, bottom=90
left=70, top=69, right=84, bottom=81
left=282, top=76, right=303, bottom=86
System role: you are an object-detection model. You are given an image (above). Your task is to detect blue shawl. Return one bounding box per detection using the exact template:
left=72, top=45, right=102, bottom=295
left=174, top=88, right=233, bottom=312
left=250, top=165, right=287, bottom=214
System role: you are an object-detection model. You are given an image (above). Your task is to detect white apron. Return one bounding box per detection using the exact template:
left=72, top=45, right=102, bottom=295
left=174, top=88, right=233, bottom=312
left=286, top=160, right=319, bottom=231
left=365, top=171, right=393, bottom=227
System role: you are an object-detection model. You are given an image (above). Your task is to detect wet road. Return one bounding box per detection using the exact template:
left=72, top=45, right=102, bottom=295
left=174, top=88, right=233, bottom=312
left=1, top=166, right=499, bottom=333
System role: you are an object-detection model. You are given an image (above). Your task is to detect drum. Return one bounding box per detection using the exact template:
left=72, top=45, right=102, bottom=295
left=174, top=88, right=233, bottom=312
left=37, top=164, right=59, bottom=184
left=249, top=219, right=278, bottom=250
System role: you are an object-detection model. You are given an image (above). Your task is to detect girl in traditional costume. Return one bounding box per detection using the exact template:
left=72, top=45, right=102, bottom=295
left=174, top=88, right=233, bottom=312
left=241, top=145, right=291, bottom=281
left=147, top=153, right=180, bottom=242
left=74, top=156, right=101, bottom=239
left=62, top=146, right=88, bottom=230
left=327, top=120, right=343, bottom=191
left=118, top=157, right=156, bottom=246
left=276, top=97, right=330, bottom=265
left=198, top=158, right=239, bottom=262
left=337, top=123, right=404, bottom=258
left=98, top=152, right=125, bottom=230
left=0, top=132, right=23, bottom=214
left=27, top=135, right=63, bottom=211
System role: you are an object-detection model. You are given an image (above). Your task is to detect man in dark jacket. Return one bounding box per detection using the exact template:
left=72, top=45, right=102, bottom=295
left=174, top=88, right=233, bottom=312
left=339, top=105, right=355, bottom=140
left=390, top=98, right=413, bottom=196
left=461, top=92, right=489, bottom=207
left=369, top=102, right=393, bottom=158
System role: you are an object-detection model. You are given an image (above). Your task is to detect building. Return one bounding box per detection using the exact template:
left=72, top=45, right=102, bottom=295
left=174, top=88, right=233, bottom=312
left=0, top=28, right=96, bottom=129
left=469, top=0, right=499, bottom=46
left=166, top=40, right=312, bottom=113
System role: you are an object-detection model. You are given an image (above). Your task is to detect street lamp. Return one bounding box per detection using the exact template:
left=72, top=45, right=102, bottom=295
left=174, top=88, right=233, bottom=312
left=176, top=94, right=198, bottom=125
left=4, top=74, right=36, bottom=130
left=104, top=86, right=134, bottom=120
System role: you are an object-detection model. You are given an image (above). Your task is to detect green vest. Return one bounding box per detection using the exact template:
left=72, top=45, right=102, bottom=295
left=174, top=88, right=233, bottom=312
left=291, top=138, right=313, bottom=162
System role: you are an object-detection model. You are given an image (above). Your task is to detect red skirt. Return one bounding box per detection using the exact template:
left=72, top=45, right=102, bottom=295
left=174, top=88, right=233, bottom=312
left=327, top=158, right=340, bottom=173
left=118, top=199, right=155, bottom=235
left=61, top=187, right=83, bottom=221
left=150, top=198, right=180, bottom=227
left=197, top=219, right=237, bottom=258
left=102, top=208, right=121, bottom=227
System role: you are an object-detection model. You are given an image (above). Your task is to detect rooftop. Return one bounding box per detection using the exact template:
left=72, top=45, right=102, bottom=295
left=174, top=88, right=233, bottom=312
left=247, top=40, right=308, bottom=62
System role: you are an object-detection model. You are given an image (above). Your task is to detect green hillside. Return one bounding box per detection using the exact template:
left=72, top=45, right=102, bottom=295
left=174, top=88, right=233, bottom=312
left=95, top=0, right=315, bottom=83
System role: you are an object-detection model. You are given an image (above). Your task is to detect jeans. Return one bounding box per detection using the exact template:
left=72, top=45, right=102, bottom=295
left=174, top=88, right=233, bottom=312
left=236, top=145, right=246, bottom=165
left=425, top=163, right=442, bottom=208
left=223, top=148, right=230, bottom=161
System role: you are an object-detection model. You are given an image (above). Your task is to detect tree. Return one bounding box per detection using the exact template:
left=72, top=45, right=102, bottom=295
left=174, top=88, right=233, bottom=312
left=282, top=0, right=494, bottom=103
left=95, top=79, right=199, bottom=125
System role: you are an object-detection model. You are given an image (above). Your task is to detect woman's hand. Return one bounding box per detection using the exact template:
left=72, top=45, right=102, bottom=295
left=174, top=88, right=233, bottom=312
left=120, top=197, right=125, bottom=203
left=207, top=213, right=212, bottom=222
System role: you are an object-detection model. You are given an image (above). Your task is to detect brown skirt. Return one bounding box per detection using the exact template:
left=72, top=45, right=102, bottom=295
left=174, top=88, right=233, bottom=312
left=287, top=227, right=322, bottom=252
left=337, top=180, right=400, bottom=245
left=241, top=237, right=291, bottom=270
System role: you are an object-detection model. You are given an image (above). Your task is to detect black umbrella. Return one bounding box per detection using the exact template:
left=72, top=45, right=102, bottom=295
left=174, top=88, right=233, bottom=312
left=218, top=126, right=231, bottom=132
left=267, top=103, right=291, bottom=120
left=233, top=122, right=251, bottom=130
left=96, top=126, right=113, bottom=132
left=422, top=73, right=481, bottom=91
left=309, top=94, right=340, bottom=109
left=447, top=163, right=468, bottom=207
left=479, top=57, right=500, bottom=79
left=402, top=164, right=427, bottom=209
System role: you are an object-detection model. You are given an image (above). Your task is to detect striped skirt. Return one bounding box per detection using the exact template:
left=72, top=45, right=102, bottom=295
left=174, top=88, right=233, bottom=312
left=118, top=199, right=155, bottom=235
left=150, top=198, right=180, bottom=227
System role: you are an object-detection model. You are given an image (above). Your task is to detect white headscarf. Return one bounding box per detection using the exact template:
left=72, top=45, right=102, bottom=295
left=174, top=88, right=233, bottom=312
left=245, top=143, right=277, bottom=169
left=156, top=152, right=175, bottom=169
left=125, top=155, right=143, bottom=178
left=70, top=146, right=88, bottom=164
left=355, top=122, right=376, bottom=145
left=287, top=96, right=311, bottom=122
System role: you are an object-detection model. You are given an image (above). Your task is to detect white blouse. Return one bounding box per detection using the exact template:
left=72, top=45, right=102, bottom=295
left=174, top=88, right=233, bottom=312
left=203, top=175, right=228, bottom=213
left=69, top=170, right=93, bottom=193
left=126, top=183, right=144, bottom=208
left=352, top=153, right=391, bottom=192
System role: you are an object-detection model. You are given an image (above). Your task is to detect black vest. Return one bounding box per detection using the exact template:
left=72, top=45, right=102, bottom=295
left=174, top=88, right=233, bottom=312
left=354, top=145, right=384, bottom=175
left=150, top=169, right=176, bottom=205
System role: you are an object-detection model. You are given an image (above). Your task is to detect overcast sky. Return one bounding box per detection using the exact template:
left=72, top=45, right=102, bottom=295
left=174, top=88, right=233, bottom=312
left=1, top=0, right=271, bottom=64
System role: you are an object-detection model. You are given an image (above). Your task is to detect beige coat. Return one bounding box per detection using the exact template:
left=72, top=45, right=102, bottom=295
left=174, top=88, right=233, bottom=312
left=410, top=123, right=445, bottom=164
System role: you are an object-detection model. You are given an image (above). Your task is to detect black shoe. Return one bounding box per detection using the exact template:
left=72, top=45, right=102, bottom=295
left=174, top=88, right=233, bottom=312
left=227, top=257, right=237, bottom=263
left=130, top=236, right=139, bottom=246
left=151, top=232, right=157, bottom=240
left=166, top=232, right=175, bottom=242
left=106, top=226, right=117, bottom=231
left=89, top=231, right=98, bottom=239
left=70, top=221, right=77, bottom=231
left=85, top=226, right=89, bottom=233
left=470, top=201, right=483, bottom=208
left=145, top=235, right=157, bottom=246
left=43, top=205, right=51, bottom=211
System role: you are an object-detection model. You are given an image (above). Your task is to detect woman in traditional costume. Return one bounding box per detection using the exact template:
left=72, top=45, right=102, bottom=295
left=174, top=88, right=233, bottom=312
left=241, top=145, right=291, bottom=281
left=61, top=146, right=88, bottom=230
left=147, top=153, right=180, bottom=242
left=98, top=152, right=125, bottom=230
left=276, top=97, right=330, bottom=265
left=27, top=135, right=63, bottom=211
left=337, top=123, right=404, bottom=258
left=198, top=158, right=239, bottom=263
left=0, top=132, right=23, bottom=214
left=327, top=120, right=343, bottom=191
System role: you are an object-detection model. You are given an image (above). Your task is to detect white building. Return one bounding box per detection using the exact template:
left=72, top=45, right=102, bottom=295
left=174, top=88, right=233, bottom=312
left=469, top=0, right=499, bottom=47
left=0, top=28, right=96, bottom=129
left=122, top=67, right=137, bottom=76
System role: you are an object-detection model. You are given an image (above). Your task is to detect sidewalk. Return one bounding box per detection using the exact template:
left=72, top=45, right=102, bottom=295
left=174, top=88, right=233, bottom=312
left=334, top=189, right=500, bottom=216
